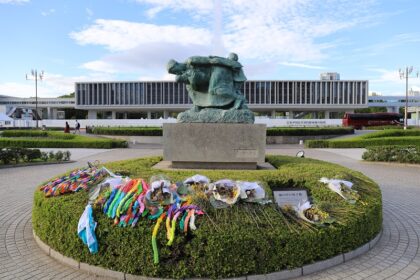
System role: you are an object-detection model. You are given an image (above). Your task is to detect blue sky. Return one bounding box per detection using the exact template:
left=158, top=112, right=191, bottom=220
left=0, top=0, right=420, bottom=98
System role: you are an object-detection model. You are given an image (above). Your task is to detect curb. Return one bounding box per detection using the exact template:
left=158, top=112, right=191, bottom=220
left=0, top=160, right=75, bottom=169
left=33, top=229, right=382, bottom=280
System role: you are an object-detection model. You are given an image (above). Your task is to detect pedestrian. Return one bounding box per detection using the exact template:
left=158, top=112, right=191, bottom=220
left=64, top=121, right=70, bottom=133
left=74, top=120, right=81, bottom=134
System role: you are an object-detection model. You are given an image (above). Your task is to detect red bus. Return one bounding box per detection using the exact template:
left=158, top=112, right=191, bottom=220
left=343, top=113, right=403, bottom=129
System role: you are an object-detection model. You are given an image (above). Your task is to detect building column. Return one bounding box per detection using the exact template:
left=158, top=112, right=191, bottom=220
left=123, top=112, right=128, bottom=119
left=324, top=111, right=330, bottom=119
left=312, top=112, right=317, bottom=119
left=271, top=110, right=276, bottom=118
left=52, top=108, right=58, bottom=119
left=287, top=111, right=294, bottom=119
left=47, top=107, right=53, bottom=119
left=111, top=111, right=116, bottom=119
left=147, top=111, right=152, bottom=119
left=416, top=109, right=420, bottom=126
left=88, top=110, right=97, bottom=119
left=163, top=110, right=169, bottom=119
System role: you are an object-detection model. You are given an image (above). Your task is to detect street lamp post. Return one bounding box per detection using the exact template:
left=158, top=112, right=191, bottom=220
left=399, top=67, right=418, bottom=130
left=26, top=69, right=44, bottom=129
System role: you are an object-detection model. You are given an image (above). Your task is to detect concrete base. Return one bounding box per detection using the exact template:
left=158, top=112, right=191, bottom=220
left=153, top=160, right=276, bottom=170
left=163, top=123, right=266, bottom=170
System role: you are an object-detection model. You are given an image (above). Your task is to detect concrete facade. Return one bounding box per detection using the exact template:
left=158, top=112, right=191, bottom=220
left=75, top=79, right=369, bottom=119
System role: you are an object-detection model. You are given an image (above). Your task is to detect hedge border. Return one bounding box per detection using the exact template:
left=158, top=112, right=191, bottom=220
left=305, top=129, right=420, bottom=148
left=33, top=230, right=382, bottom=280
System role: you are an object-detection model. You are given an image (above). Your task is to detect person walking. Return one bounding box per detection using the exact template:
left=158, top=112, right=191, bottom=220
left=74, top=120, right=81, bottom=134
left=64, top=121, right=70, bottom=133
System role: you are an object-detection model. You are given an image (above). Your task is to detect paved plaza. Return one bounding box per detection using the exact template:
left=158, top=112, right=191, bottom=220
left=1, top=145, right=419, bottom=280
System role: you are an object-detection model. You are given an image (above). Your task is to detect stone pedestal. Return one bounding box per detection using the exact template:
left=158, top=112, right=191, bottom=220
left=163, top=123, right=266, bottom=169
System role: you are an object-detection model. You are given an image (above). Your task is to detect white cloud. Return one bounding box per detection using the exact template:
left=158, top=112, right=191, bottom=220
left=0, top=0, right=29, bottom=4
left=354, top=33, right=420, bottom=56
left=280, top=62, right=325, bottom=70
left=69, top=0, right=378, bottom=80
left=136, top=0, right=212, bottom=18
left=0, top=73, right=113, bottom=98
left=82, top=60, right=117, bottom=73
left=368, top=68, right=420, bottom=96
left=70, top=19, right=210, bottom=52
left=41, top=8, right=55, bottom=16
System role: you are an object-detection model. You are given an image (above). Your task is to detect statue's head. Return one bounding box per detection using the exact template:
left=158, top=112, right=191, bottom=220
left=228, top=53, right=238, bottom=61
left=167, top=59, right=187, bottom=74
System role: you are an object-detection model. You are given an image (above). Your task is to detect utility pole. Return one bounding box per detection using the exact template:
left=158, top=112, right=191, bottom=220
left=26, top=69, right=44, bottom=129
left=399, top=67, right=418, bottom=130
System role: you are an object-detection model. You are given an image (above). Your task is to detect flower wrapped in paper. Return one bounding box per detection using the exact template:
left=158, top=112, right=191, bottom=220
left=319, top=177, right=360, bottom=204
left=210, top=179, right=240, bottom=208
left=237, top=181, right=270, bottom=204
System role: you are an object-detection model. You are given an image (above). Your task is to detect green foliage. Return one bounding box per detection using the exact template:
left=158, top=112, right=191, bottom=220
left=0, top=130, right=127, bottom=149
left=0, top=147, right=70, bottom=165
left=266, top=127, right=354, bottom=136
left=40, top=152, right=49, bottom=162
left=54, top=151, right=64, bottom=161
left=92, top=127, right=163, bottom=136
left=362, top=145, right=420, bottom=164
left=33, top=156, right=382, bottom=279
left=306, top=129, right=420, bottom=148
left=58, top=92, right=75, bottom=98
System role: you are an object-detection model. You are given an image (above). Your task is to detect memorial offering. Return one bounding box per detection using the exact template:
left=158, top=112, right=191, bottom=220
left=319, top=177, right=360, bottom=204
left=32, top=155, right=382, bottom=279
left=40, top=166, right=109, bottom=197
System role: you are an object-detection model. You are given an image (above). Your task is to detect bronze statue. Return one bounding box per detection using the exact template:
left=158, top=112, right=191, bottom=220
left=167, top=53, right=254, bottom=123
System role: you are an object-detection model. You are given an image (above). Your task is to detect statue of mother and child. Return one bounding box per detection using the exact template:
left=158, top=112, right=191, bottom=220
left=167, top=53, right=254, bottom=123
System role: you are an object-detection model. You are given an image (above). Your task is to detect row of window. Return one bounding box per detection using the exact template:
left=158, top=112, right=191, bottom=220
left=76, top=81, right=368, bottom=106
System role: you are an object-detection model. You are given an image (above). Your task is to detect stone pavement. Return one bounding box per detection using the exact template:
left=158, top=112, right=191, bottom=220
left=1, top=145, right=420, bottom=279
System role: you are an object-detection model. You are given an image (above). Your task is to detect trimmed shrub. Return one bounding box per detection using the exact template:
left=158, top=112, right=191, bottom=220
left=0, top=130, right=127, bottom=149
left=33, top=155, right=382, bottom=279
left=306, top=129, right=420, bottom=148
left=0, top=148, right=71, bottom=165
left=266, top=127, right=354, bottom=136
left=362, top=145, right=420, bottom=164
left=92, top=127, right=163, bottom=136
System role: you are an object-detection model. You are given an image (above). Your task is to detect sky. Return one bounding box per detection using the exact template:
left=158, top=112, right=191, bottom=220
left=0, top=0, right=420, bottom=98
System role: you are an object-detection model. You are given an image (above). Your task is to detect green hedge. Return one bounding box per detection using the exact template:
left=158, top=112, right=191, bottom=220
left=33, top=155, right=382, bottom=279
left=362, top=145, right=420, bottom=164
left=306, top=129, right=420, bottom=148
left=89, top=126, right=354, bottom=137
left=266, top=127, right=354, bottom=136
left=2, top=130, right=76, bottom=139
left=92, top=127, right=163, bottom=136
left=0, top=130, right=127, bottom=149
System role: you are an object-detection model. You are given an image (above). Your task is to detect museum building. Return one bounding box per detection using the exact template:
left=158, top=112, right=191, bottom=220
left=75, top=76, right=368, bottom=119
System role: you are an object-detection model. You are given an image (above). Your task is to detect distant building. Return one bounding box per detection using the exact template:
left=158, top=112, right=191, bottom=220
left=0, top=95, right=74, bottom=119
left=75, top=79, right=368, bottom=119
left=320, top=72, right=340, bottom=81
